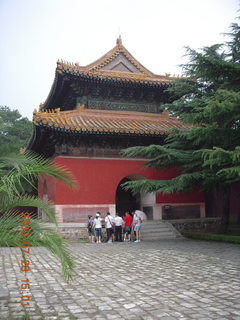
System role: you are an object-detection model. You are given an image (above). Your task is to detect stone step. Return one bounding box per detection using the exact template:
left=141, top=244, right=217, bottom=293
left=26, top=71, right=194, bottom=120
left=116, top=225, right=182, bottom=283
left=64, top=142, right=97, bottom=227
left=141, top=225, right=170, bottom=231
left=139, top=225, right=170, bottom=230
left=142, top=223, right=172, bottom=230
left=142, top=230, right=171, bottom=235
left=142, top=234, right=176, bottom=240
left=139, top=221, right=181, bottom=240
left=141, top=226, right=173, bottom=232
left=142, top=235, right=176, bottom=240
left=142, top=234, right=176, bottom=239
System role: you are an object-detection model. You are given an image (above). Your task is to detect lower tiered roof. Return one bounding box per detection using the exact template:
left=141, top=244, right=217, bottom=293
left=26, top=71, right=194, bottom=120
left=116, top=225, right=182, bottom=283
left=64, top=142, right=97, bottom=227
left=33, top=106, right=187, bottom=136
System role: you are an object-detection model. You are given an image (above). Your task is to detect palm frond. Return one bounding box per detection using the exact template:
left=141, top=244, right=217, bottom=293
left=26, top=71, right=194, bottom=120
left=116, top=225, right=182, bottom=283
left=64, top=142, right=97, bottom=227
left=0, top=152, right=76, bottom=194
left=1, top=195, right=57, bottom=223
left=0, top=212, right=75, bottom=281
left=0, top=151, right=77, bottom=281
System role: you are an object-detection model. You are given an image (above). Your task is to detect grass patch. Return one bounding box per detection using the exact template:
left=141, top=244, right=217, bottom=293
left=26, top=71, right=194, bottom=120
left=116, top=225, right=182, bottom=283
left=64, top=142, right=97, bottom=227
left=183, top=232, right=240, bottom=244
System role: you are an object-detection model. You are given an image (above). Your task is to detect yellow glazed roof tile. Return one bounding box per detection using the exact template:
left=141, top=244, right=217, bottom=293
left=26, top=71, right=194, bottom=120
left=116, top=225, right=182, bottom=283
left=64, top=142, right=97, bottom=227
left=33, top=108, right=187, bottom=136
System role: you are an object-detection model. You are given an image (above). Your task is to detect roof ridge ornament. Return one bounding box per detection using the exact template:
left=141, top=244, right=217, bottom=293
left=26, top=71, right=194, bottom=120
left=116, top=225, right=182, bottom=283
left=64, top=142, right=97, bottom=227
left=76, top=103, right=85, bottom=111
left=162, top=110, right=169, bottom=118
left=116, top=35, right=122, bottom=46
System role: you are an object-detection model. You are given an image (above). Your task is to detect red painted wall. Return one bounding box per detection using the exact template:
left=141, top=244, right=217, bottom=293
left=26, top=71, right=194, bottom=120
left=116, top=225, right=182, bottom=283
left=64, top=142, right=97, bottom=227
left=156, top=190, right=204, bottom=203
left=43, top=156, right=204, bottom=205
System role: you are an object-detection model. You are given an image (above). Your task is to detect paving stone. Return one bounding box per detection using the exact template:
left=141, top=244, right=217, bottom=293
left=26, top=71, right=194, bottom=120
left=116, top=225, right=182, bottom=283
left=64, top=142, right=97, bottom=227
left=123, top=303, right=136, bottom=309
left=0, top=239, right=239, bottom=319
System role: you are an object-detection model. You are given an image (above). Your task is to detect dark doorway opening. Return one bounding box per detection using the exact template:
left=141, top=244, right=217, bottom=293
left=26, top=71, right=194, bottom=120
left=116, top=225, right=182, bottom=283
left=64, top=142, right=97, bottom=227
left=115, top=178, right=140, bottom=217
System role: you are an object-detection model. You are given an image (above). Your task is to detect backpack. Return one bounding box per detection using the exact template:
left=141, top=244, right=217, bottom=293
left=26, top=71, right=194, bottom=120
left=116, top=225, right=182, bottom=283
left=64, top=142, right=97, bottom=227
left=87, top=220, right=93, bottom=231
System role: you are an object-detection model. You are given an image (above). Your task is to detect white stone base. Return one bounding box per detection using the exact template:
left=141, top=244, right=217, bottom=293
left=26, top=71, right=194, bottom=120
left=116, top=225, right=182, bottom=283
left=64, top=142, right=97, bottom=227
left=54, top=204, right=116, bottom=223
left=40, top=202, right=205, bottom=224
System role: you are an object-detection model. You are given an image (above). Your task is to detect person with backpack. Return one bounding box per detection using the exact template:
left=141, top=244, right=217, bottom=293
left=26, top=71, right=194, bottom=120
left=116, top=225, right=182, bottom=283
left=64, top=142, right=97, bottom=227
left=105, top=212, right=114, bottom=243
left=87, top=215, right=95, bottom=243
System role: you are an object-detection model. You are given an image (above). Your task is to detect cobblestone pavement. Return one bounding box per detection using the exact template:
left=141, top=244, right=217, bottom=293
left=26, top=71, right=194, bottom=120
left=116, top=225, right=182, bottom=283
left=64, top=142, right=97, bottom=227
left=0, top=239, right=240, bottom=320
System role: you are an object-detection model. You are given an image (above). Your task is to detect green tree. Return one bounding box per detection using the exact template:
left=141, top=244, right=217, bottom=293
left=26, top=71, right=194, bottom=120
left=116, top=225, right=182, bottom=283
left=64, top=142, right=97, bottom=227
left=0, top=106, right=32, bottom=154
left=122, top=20, right=240, bottom=233
left=0, top=152, right=76, bottom=281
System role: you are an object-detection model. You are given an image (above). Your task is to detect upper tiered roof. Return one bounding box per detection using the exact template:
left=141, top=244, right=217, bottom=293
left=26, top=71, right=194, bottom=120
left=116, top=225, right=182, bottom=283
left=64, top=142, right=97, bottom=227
left=42, top=37, right=179, bottom=111
left=28, top=39, right=185, bottom=155
left=55, top=36, right=176, bottom=86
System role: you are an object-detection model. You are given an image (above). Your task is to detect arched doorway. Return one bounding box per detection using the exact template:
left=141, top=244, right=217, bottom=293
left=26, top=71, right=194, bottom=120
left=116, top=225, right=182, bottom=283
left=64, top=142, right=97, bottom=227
left=115, top=177, right=141, bottom=216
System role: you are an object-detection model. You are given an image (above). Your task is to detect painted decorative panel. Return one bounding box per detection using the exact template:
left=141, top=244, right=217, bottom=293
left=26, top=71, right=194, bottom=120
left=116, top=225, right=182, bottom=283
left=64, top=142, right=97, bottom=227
left=88, top=99, right=159, bottom=113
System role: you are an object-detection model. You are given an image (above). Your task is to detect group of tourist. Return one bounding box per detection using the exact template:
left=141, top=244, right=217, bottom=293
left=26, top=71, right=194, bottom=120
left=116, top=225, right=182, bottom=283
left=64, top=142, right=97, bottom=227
left=87, top=211, right=143, bottom=243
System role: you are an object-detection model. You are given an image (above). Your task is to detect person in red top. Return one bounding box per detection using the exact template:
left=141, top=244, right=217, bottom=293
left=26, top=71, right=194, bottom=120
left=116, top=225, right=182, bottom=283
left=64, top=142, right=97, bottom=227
left=123, top=212, right=133, bottom=242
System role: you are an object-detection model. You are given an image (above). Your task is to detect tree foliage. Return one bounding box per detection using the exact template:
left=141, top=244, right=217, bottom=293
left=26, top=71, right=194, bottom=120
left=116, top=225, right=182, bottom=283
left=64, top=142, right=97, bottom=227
left=0, top=106, right=32, bottom=154
left=122, top=20, right=240, bottom=232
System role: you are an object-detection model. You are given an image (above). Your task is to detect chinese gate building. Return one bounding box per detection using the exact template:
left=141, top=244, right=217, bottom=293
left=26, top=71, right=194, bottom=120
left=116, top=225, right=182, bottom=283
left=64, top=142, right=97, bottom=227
left=28, top=37, right=205, bottom=224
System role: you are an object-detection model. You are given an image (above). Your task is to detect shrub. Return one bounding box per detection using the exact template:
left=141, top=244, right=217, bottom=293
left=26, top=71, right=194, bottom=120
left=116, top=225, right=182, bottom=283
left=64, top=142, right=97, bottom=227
left=183, top=232, right=240, bottom=244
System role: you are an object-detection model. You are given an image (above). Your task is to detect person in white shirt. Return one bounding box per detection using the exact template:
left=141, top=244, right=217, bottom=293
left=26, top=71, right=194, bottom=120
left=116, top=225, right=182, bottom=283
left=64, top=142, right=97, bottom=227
left=114, top=213, right=123, bottom=242
left=133, top=211, right=138, bottom=225
left=93, top=213, right=102, bottom=243
left=105, top=212, right=114, bottom=243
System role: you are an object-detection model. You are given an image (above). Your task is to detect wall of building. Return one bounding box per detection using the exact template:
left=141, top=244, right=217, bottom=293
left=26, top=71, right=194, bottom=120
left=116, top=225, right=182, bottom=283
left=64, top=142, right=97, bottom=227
left=39, top=156, right=204, bottom=223
left=53, top=156, right=156, bottom=205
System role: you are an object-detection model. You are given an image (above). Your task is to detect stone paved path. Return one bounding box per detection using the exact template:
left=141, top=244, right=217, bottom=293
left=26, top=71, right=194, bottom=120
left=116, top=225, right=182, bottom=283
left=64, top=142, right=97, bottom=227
left=0, top=239, right=240, bottom=320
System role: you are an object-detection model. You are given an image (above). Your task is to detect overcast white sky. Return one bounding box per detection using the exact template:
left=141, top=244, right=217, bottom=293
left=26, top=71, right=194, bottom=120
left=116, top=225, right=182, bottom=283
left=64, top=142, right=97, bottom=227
left=0, top=0, right=239, bottom=120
